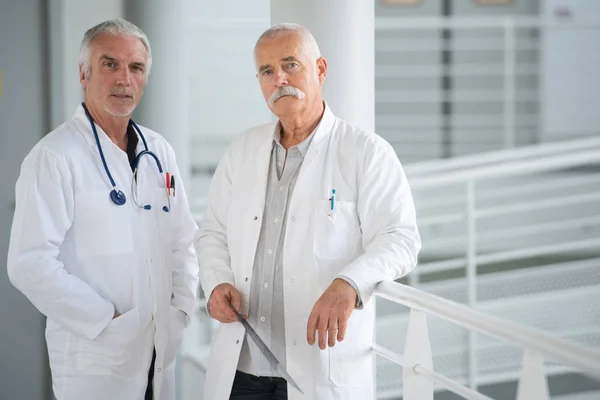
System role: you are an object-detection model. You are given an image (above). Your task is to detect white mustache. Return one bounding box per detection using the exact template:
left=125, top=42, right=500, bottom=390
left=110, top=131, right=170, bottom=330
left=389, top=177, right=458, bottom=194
left=268, top=86, right=305, bottom=107
left=109, top=88, right=134, bottom=98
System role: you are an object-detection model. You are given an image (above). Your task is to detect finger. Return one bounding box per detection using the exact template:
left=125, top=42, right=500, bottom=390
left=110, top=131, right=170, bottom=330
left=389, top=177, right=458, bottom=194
left=215, top=297, right=237, bottom=323
left=337, top=316, right=349, bottom=342
left=327, top=315, right=338, bottom=347
left=317, top=318, right=329, bottom=350
left=230, top=287, right=242, bottom=313
left=307, top=311, right=319, bottom=345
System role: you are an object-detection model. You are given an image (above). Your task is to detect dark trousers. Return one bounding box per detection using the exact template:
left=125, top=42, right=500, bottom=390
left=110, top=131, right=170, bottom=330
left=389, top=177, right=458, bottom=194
left=145, top=349, right=156, bottom=400
left=230, top=370, right=288, bottom=400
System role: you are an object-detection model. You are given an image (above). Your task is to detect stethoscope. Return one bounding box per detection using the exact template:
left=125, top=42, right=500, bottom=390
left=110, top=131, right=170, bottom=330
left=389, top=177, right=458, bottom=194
left=82, top=102, right=170, bottom=212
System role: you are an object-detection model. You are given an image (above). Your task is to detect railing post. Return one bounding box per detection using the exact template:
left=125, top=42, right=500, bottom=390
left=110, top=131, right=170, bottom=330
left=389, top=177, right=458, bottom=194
left=466, top=180, right=478, bottom=390
left=503, top=17, right=516, bottom=149
left=403, top=309, right=434, bottom=400
left=516, top=350, right=550, bottom=400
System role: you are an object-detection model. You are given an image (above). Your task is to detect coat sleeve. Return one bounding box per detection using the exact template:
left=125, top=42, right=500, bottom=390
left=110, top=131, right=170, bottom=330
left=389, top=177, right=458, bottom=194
left=7, top=147, right=115, bottom=340
left=166, top=146, right=200, bottom=327
left=338, top=136, right=421, bottom=305
left=195, top=144, right=236, bottom=302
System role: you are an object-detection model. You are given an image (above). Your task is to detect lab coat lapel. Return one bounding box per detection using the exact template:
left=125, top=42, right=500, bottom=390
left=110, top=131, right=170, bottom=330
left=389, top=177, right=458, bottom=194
left=253, top=134, right=274, bottom=214
left=238, top=128, right=274, bottom=279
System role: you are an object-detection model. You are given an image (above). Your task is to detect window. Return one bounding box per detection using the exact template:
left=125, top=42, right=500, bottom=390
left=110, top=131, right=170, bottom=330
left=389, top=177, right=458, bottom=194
left=474, top=0, right=515, bottom=5
left=381, top=0, right=422, bottom=5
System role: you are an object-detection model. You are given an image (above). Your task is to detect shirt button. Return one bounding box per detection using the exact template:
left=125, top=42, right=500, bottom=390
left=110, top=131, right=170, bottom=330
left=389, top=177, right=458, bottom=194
left=278, top=162, right=282, bottom=167
left=264, top=283, right=269, bottom=288
left=260, top=317, right=266, bottom=322
left=157, top=368, right=162, bottom=373
left=279, top=186, right=284, bottom=192
left=267, top=249, right=273, bottom=255
left=273, top=218, right=279, bottom=223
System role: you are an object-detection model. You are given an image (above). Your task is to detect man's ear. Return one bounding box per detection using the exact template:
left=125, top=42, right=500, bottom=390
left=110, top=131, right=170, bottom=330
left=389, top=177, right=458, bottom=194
left=79, top=64, right=87, bottom=89
left=316, top=57, right=328, bottom=85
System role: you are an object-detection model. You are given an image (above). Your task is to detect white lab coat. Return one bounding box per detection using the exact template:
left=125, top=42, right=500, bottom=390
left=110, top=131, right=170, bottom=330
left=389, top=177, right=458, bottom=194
left=197, top=104, right=421, bottom=400
left=7, top=105, right=199, bottom=400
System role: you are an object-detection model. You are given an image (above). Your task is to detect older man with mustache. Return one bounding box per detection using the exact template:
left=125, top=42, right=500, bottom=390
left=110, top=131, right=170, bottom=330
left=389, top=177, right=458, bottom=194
left=7, top=19, right=198, bottom=400
left=197, top=23, right=421, bottom=400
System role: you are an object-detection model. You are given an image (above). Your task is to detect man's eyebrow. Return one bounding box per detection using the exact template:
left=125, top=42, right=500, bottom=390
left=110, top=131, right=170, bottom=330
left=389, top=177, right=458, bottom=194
left=281, top=56, right=298, bottom=62
left=100, top=55, right=117, bottom=62
left=259, top=64, right=273, bottom=73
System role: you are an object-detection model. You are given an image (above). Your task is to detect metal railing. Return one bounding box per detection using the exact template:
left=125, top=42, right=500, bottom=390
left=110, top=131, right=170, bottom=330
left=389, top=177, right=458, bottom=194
left=373, top=281, right=600, bottom=400
left=399, top=130, right=600, bottom=395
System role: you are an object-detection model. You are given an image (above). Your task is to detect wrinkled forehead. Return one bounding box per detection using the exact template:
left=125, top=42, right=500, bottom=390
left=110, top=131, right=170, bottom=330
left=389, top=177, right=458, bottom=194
left=90, top=33, right=148, bottom=62
left=254, top=32, right=306, bottom=67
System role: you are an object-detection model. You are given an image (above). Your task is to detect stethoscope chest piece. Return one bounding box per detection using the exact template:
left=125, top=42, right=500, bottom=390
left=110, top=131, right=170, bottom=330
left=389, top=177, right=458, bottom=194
left=110, top=189, right=127, bottom=206
left=82, top=102, right=170, bottom=213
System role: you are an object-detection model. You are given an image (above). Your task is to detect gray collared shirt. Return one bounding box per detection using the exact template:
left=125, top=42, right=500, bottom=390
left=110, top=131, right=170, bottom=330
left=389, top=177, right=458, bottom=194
left=236, top=122, right=362, bottom=377
left=237, top=125, right=315, bottom=377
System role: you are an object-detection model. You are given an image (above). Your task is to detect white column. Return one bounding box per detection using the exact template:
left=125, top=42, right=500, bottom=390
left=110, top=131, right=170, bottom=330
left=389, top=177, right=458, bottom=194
left=126, top=0, right=190, bottom=187
left=271, top=0, right=375, bottom=132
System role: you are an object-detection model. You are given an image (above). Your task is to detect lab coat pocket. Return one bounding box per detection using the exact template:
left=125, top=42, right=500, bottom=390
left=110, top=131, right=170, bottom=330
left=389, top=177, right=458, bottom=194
left=153, top=188, right=174, bottom=239
left=76, top=308, right=142, bottom=377
left=328, top=346, right=372, bottom=388
left=163, top=306, right=186, bottom=367
left=73, top=191, right=134, bottom=257
left=313, top=200, right=361, bottom=260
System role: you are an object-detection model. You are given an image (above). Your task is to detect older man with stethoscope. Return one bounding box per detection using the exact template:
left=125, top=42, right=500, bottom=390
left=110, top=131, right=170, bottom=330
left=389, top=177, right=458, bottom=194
left=7, top=19, right=198, bottom=400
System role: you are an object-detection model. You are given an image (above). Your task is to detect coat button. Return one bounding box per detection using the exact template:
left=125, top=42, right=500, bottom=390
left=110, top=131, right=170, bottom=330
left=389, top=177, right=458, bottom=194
left=291, top=217, right=296, bottom=222
left=157, top=368, right=161, bottom=373
left=293, top=340, right=298, bottom=345
left=254, top=216, right=258, bottom=220
left=290, top=277, right=295, bottom=283
left=236, top=340, right=239, bottom=344
left=245, top=277, right=248, bottom=281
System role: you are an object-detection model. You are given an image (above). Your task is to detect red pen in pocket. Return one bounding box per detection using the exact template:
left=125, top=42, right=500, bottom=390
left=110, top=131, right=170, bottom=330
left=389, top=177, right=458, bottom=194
left=166, top=172, right=171, bottom=196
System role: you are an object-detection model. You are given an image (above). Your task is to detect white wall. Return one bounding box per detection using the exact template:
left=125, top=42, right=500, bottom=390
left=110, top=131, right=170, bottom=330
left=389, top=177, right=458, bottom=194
left=48, top=0, right=124, bottom=129
left=184, top=0, right=271, bottom=201
left=0, top=1, right=51, bottom=399
left=540, top=0, right=600, bottom=140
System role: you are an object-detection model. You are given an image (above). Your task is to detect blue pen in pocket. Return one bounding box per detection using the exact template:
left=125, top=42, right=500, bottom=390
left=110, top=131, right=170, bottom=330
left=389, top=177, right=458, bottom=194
left=329, top=189, right=336, bottom=216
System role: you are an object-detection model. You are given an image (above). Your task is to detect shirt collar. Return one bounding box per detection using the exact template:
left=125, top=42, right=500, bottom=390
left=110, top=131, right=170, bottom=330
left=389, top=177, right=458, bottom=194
left=72, top=103, right=152, bottom=151
left=271, top=101, right=333, bottom=157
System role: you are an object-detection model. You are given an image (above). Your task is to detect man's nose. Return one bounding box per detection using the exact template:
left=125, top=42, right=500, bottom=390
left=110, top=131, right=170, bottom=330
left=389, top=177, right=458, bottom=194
left=273, top=70, right=289, bottom=87
left=115, top=66, right=131, bottom=85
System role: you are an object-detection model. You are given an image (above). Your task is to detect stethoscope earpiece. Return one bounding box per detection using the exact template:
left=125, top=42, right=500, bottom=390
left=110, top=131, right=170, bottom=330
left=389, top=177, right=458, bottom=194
left=110, top=189, right=127, bottom=206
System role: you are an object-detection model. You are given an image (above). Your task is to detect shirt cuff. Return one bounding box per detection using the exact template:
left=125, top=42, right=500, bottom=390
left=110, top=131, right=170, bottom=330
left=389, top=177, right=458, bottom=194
left=336, top=275, right=364, bottom=310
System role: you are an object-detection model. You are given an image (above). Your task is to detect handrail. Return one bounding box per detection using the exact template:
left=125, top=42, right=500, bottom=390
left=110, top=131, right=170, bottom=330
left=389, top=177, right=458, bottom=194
left=404, top=136, right=600, bottom=177
left=374, top=281, right=600, bottom=380
left=411, top=149, right=599, bottom=188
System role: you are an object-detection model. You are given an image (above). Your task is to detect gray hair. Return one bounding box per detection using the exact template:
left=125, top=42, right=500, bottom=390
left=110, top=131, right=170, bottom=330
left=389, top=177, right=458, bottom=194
left=254, top=23, right=321, bottom=63
left=79, top=18, right=152, bottom=81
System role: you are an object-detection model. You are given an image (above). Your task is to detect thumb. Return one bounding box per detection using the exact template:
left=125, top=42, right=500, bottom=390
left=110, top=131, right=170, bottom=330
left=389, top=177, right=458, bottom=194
left=229, top=287, right=242, bottom=314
